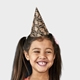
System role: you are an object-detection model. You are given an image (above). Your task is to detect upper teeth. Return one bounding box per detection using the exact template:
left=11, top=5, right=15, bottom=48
left=38, top=62, right=47, bottom=66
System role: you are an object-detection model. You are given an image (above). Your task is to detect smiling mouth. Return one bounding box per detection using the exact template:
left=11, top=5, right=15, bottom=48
left=37, top=61, right=47, bottom=66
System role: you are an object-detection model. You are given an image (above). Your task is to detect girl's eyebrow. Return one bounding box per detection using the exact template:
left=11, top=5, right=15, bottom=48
left=32, top=48, right=40, bottom=50
left=46, top=48, right=53, bottom=51
left=32, top=48, right=53, bottom=50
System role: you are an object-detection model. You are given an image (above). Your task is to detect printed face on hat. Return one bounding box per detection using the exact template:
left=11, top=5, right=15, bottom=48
left=24, top=38, right=55, bottom=74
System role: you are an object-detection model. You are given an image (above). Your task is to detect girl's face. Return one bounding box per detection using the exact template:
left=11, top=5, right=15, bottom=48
left=24, top=39, right=55, bottom=73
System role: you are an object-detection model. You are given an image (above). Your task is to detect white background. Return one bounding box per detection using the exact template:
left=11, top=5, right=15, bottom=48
left=0, top=0, right=80, bottom=80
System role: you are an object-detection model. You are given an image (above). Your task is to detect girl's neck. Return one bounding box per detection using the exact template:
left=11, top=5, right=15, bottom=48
left=29, top=71, right=49, bottom=80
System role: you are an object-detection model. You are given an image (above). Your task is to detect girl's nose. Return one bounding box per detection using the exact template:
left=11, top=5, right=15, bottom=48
left=39, top=52, right=46, bottom=59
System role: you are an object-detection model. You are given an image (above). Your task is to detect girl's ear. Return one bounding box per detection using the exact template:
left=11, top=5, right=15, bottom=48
left=24, top=50, right=30, bottom=60
left=53, top=54, right=56, bottom=60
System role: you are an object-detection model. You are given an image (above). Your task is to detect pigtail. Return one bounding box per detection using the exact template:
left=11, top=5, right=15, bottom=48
left=49, top=43, right=62, bottom=80
left=11, top=37, right=28, bottom=80
left=48, top=33, right=62, bottom=80
left=54, top=43, right=62, bottom=80
left=49, top=43, right=61, bottom=80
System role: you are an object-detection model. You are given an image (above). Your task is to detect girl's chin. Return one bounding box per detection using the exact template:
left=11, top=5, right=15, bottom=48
left=35, top=67, right=49, bottom=73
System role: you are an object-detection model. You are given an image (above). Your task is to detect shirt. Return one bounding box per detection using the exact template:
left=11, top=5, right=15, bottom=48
left=24, top=77, right=30, bottom=80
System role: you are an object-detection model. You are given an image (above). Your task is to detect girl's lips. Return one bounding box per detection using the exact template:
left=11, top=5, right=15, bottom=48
left=37, top=61, right=47, bottom=66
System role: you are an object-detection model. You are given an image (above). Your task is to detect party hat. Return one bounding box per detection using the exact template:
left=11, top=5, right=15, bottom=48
left=30, top=8, right=49, bottom=37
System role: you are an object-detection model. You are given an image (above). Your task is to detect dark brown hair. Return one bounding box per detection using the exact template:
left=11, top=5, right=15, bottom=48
left=11, top=33, right=62, bottom=80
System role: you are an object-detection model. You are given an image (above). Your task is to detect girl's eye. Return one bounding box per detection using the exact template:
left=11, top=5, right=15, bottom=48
left=46, top=51, right=52, bottom=53
left=34, top=51, right=40, bottom=53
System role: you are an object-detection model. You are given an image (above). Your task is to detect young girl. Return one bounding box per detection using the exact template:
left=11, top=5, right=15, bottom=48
left=11, top=8, right=62, bottom=80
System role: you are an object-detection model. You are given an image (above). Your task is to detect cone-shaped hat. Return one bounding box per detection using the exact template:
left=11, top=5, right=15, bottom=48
left=30, top=8, right=49, bottom=37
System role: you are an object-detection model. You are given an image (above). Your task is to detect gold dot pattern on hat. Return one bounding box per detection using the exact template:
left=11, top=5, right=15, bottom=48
left=30, top=8, right=49, bottom=37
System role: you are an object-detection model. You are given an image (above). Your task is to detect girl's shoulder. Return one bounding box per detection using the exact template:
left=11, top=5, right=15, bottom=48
left=24, top=76, right=30, bottom=80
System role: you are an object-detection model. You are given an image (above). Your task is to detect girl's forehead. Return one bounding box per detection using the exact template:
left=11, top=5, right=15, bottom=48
left=30, top=39, right=53, bottom=48
left=32, top=38, right=52, bottom=44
